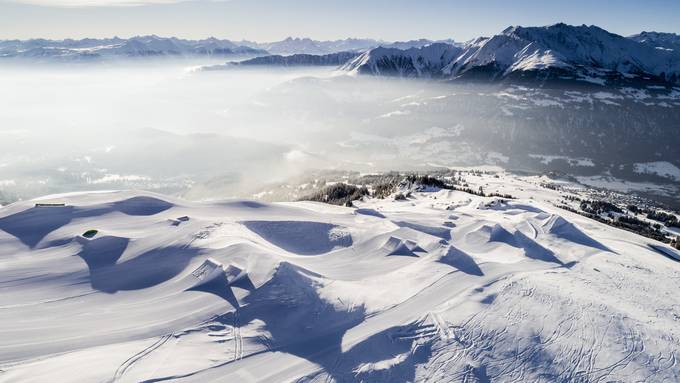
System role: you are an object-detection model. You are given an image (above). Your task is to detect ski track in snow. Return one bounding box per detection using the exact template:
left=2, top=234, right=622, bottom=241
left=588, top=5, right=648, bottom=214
left=0, top=186, right=678, bottom=382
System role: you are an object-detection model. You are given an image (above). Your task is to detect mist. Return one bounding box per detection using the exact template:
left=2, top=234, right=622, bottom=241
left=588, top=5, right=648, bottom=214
left=0, top=61, right=343, bottom=202
left=1, top=60, right=678, bottom=204
left=0, top=61, right=464, bottom=202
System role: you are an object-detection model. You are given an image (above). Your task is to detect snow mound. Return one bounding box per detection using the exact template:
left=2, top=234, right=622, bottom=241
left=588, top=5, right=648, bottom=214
left=2, top=189, right=679, bottom=382
left=381, top=236, right=423, bottom=257
left=243, top=220, right=352, bottom=255
left=462, top=223, right=562, bottom=264
left=111, top=196, right=174, bottom=216
left=540, top=215, right=611, bottom=252
left=437, top=246, right=484, bottom=276
left=76, top=234, right=200, bottom=293
left=189, top=258, right=226, bottom=289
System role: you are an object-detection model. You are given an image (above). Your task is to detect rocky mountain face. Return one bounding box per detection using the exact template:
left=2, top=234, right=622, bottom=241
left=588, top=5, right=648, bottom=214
left=232, top=51, right=361, bottom=67
left=344, top=24, right=680, bottom=85
left=629, top=31, right=680, bottom=52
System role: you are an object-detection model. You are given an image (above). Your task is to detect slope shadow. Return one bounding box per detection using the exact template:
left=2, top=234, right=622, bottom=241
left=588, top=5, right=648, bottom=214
left=356, top=208, right=387, bottom=219
left=485, top=202, right=546, bottom=214
left=514, top=231, right=564, bottom=265
left=186, top=274, right=241, bottom=309
left=648, top=244, right=680, bottom=262
left=243, top=221, right=352, bottom=255
left=183, top=263, right=434, bottom=382
left=0, top=206, right=74, bottom=248
left=472, top=224, right=563, bottom=265
left=78, top=244, right=200, bottom=293
left=230, top=274, right=256, bottom=291
left=544, top=216, right=614, bottom=253
left=438, top=246, right=485, bottom=276
left=0, top=196, right=174, bottom=249
left=382, top=236, right=419, bottom=257
left=77, top=236, right=130, bottom=270
left=324, top=324, right=434, bottom=382
left=112, top=196, right=174, bottom=216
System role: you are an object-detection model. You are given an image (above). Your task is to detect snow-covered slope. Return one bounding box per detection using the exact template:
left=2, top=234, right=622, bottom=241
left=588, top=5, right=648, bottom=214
left=0, top=36, right=267, bottom=61
left=0, top=36, right=462, bottom=62
left=240, top=37, right=382, bottom=55
left=237, top=37, right=458, bottom=56
left=1, top=187, right=678, bottom=382
left=342, top=43, right=464, bottom=77
left=346, top=23, right=680, bottom=84
left=629, top=31, right=680, bottom=52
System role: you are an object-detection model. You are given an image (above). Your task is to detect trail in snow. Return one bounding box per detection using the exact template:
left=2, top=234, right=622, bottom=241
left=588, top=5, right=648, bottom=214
left=0, top=185, right=678, bottom=382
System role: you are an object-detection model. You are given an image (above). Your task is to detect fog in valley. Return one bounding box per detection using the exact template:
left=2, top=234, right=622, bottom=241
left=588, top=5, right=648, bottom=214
left=2, top=61, right=679, bottom=205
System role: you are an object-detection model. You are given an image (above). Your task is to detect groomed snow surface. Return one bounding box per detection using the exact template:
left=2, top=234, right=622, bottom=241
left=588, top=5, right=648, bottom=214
left=0, top=190, right=679, bottom=382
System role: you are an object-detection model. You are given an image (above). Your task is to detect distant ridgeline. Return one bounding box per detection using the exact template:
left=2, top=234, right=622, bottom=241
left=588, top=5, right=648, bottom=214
left=343, top=24, right=680, bottom=86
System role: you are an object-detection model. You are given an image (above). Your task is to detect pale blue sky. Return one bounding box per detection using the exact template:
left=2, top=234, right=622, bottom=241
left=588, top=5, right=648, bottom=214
left=1, top=0, right=679, bottom=42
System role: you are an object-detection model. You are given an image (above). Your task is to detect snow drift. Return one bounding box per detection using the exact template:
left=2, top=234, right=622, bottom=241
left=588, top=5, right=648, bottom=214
left=0, top=189, right=678, bottom=382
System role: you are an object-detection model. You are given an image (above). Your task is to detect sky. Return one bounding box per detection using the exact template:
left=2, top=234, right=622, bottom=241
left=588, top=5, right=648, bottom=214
left=1, top=0, right=679, bottom=42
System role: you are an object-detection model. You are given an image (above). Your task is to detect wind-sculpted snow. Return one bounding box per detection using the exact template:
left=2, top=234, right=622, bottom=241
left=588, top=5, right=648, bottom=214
left=243, top=220, right=353, bottom=255
left=0, top=190, right=679, bottom=382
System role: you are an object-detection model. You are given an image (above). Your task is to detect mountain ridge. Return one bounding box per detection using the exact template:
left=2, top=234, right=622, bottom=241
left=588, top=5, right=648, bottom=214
left=344, top=23, right=680, bottom=85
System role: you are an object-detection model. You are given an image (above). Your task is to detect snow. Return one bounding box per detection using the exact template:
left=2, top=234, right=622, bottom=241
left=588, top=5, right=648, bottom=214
left=343, top=43, right=463, bottom=77
left=529, top=154, right=595, bottom=167
left=346, top=23, right=680, bottom=84
left=0, top=36, right=267, bottom=60
left=0, top=187, right=679, bottom=382
left=378, top=110, right=411, bottom=118
left=633, top=161, right=680, bottom=181
left=576, top=175, right=677, bottom=196
left=90, top=174, right=150, bottom=184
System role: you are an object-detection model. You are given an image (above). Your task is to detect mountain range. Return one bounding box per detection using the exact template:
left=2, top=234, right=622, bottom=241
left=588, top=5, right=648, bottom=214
left=344, top=24, right=680, bottom=85
left=5, top=25, right=680, bottom=86
left=0, top=35, right=267, bottom=60
left=0, top=36, right=452, bottom=61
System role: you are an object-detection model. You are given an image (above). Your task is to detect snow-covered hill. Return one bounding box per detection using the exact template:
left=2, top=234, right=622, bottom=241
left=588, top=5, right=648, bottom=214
left=345, top=23, right=680, bottom=84
left=1, top=184, right=678, bottom=382
left=0, top=36, right=267, bottom=61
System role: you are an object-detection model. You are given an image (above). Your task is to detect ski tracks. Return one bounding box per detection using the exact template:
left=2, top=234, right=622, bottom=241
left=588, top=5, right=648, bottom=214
left=112, top=334, right=173, bottom=383
left=233, top=310, right=243, bottom=362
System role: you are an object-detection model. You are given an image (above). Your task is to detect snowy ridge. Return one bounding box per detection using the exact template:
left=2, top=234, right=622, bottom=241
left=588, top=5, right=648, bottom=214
left=0, top=188, right=678, bottom=382
left=238, top=37, right=380, bottom=55
left=0, top=36, right=459, bottom=62
left=0, top=36, right=267, bottom=60
left=238, top=37, right=458, bottom=56
left=345, top=23, right=680, bottom=84
left=629, top=31, right=680, bottom=52
left=342, top=43, right=463, bottom=77
left=200, top=51, right=361, bottom=70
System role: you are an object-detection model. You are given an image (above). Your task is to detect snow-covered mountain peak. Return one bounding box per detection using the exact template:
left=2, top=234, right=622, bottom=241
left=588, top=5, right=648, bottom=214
left=0, top=36, right=267, bottom=60
left=343, top=42, right=463, bottom=77
left=629, top=31, right=680, bottom=52
left=347, top=23, right=680, bottom=85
